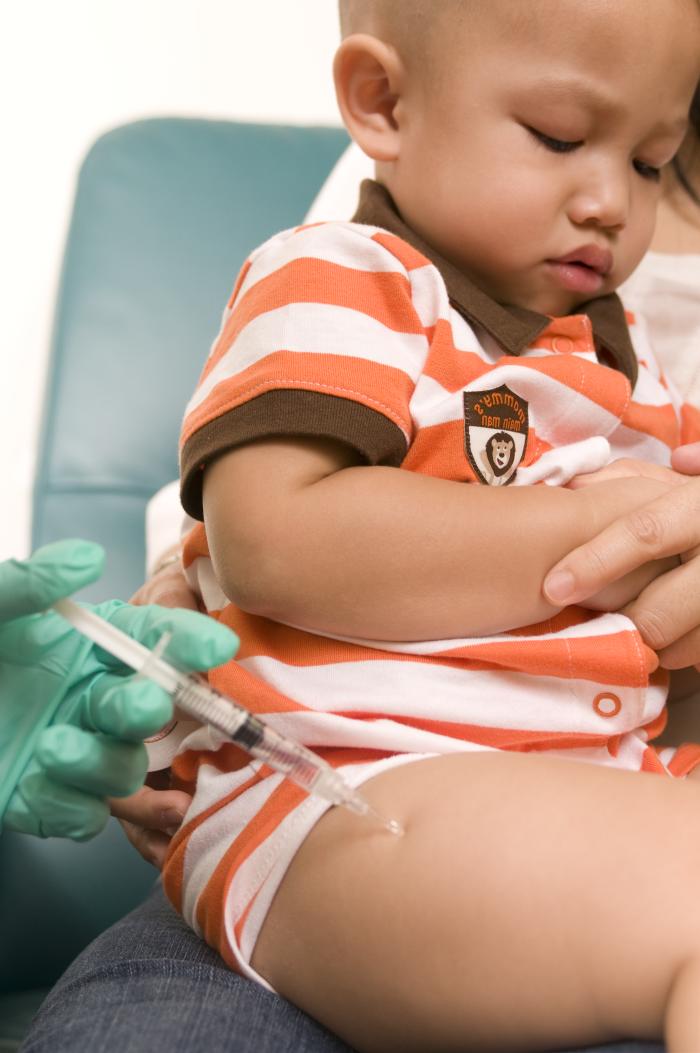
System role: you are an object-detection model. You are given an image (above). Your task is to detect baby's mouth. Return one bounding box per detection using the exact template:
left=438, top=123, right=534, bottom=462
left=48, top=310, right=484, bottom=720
left=550, top=245, right=614, bottom=275
left=546, top=246, right=613, bottom=295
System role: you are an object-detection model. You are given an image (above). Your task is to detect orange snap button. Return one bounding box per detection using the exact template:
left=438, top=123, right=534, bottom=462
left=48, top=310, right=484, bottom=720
left=552, top=337, right=575, bottom=354
left=593, top=692, right=622, bottom=718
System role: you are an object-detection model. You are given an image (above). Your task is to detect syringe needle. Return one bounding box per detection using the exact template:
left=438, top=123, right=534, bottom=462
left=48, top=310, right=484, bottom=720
left=364, top=805, right=404, bottom=837
left=336, top=783, right=404, bottom=837
left=355, top=802, right=404, bottom=837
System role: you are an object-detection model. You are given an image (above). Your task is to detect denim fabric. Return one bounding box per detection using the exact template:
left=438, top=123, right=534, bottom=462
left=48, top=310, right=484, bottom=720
left=18, top=886, right=664, bottom=1053
left=18, top=886, right=351, bottom=1053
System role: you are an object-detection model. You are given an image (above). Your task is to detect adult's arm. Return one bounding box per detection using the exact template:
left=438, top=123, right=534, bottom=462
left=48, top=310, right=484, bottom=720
left=544, top=443, right=700, bottom=668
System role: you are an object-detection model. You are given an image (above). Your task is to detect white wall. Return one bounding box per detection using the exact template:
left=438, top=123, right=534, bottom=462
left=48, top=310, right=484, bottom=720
left=1, top=0, right=342, bottom=559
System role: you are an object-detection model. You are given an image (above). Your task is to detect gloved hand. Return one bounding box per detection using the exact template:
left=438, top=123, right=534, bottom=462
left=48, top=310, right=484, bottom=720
left=0, top=538, right=238, bottom=840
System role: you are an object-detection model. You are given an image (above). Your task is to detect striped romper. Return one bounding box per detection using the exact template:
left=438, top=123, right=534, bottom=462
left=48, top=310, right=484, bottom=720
left=161, top=180, right=700, bottom=987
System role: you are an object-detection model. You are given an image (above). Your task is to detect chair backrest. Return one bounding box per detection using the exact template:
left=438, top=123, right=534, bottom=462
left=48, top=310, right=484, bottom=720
left=33, top=117, right=350, bottom=601
left=0, top=119, right=349, bottom=994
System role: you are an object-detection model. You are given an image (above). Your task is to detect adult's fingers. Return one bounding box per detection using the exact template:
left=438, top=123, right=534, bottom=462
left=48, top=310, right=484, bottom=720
left=658, top=627, right=700, bottom=671
left=130, top=562, right=200, bottom=611
left=671, top=442, right=700, bottom=476
left=108, top=783, right=191, bottom=832
left=5, top=772, right=109, bottom=840
left=622, top=555, right=700, bottom=656
left=36, top=725, right=148, bottom=798
left=543, top=480, right=700, bottom=607
left=116, top=818, right=172, bottom=869
left=105, top=603, right=238, bottom=671
left=80, top=675, right=173, bottom=742
left=0, top=539, right=104, bottom=621
left=109, top=784, right=192, bottom=868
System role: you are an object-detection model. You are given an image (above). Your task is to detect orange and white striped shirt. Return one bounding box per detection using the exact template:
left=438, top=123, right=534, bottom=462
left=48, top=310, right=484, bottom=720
left=164, top=180, right=700, bottom=983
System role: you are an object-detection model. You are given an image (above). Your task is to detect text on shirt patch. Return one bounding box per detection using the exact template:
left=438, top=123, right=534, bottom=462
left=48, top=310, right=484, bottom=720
left=463, top=385, right=529, bottom=486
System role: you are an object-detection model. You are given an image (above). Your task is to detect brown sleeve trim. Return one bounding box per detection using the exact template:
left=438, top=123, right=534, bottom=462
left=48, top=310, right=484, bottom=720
left=180, top=389, right=408, bottom=520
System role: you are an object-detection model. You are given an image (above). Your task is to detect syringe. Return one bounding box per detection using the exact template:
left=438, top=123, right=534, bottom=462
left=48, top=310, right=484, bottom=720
left=52, top=598, right=403, bottom=836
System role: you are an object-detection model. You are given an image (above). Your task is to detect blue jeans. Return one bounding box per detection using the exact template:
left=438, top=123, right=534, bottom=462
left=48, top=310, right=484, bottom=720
left=19, top=885, right=664, bottom=1053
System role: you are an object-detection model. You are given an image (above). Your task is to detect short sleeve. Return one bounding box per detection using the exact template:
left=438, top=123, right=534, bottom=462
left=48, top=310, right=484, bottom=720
left=180, top=222, right=429, bottom=519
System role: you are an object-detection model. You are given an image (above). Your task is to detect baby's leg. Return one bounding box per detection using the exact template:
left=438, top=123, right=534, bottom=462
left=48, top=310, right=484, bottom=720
left=252, top=752, right=700, bottom=1053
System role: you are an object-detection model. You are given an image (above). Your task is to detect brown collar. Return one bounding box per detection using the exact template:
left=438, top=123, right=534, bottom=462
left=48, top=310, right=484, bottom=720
left=352, top=180, right=638, bottom=387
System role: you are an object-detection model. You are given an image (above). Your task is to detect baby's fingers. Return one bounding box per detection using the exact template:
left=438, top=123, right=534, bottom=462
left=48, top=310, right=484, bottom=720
left=568, top=459, right=686, bottom=490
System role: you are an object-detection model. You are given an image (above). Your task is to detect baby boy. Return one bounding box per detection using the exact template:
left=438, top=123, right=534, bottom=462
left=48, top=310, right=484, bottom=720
left=165, top=3, right=700, bottom=1051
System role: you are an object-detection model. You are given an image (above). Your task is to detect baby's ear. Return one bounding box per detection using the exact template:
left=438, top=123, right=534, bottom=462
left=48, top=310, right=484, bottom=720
left=333, top=34, right=403, bottom=162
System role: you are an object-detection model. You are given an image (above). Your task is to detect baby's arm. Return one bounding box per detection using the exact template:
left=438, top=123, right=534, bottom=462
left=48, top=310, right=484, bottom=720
left=202, top=436, right=674, bottom=641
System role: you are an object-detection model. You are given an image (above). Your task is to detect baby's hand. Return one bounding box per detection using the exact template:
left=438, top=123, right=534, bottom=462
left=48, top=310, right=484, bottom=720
left=568, top=458, right=688, bottom=491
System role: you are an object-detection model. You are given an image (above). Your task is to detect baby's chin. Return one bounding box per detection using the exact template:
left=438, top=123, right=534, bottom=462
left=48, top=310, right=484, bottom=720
left=462, top=264, right=614, bottom=318
left=522, top=291, right=594, bottom=317
left=499, top=284, right=603, bottom=318
left=471, top=272, right=591, bottom=318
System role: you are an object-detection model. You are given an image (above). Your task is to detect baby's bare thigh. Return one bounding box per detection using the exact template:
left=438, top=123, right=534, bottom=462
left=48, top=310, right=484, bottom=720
left=252, top=752, right=700, bottom=1052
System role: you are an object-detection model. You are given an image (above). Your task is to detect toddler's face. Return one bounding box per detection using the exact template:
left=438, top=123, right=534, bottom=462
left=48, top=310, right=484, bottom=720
left=386, top=0, right=700, bottom=315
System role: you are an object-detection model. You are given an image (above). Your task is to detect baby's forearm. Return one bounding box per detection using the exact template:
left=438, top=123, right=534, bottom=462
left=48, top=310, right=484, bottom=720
left=205, top=449, right=670, bottom=641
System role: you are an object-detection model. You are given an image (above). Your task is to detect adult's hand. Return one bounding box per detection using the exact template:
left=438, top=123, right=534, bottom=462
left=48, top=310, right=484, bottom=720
left=109, top=773, right=192, bottom=869
left=0, top=539, right=237, bottom=840
left=544, top=463, right=700, bottom=669
left=122, top=550, right=201, bottom=864
left=130, top=547, right=199, bottom=610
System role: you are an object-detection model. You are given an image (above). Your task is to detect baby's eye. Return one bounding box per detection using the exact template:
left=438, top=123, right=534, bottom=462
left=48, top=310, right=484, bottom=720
left=527, top=126, right=582, bottom=153
left=633, top=159, right=661, bottom=182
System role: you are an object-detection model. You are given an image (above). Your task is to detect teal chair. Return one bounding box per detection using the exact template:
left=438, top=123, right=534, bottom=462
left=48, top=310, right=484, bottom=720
left=0, top=117, right=349, bottom=1049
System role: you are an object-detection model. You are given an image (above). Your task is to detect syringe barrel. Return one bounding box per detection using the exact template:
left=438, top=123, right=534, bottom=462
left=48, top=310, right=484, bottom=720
left=170, top=676, right=254, bottom=738
left=171, top=675, right=353, bottom=808
left=251, top=727, right=328, bottom=783
left=250, top=727, right=348, bottom=804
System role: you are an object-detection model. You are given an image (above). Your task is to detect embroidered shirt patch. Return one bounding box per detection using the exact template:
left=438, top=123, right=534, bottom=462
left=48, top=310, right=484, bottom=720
left=463, top=385, right=528, bottom=486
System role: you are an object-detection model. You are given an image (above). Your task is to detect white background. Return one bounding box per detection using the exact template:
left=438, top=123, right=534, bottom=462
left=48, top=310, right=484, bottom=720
left=1, top=1, right=342, bottom=560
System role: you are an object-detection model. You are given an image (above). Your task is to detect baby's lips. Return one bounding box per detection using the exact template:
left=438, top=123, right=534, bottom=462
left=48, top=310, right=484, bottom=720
left=551, top=244, right=613, bottom=275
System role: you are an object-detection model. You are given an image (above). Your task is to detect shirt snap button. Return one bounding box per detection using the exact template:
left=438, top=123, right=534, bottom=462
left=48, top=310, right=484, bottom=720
left=552, top=337, right=575, bottom=354
left=593, top=692, right=622, bottom=718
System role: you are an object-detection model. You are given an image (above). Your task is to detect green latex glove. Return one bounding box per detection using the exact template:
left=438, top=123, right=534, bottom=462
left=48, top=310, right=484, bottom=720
left=0, top=539, right=238, bottom=840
